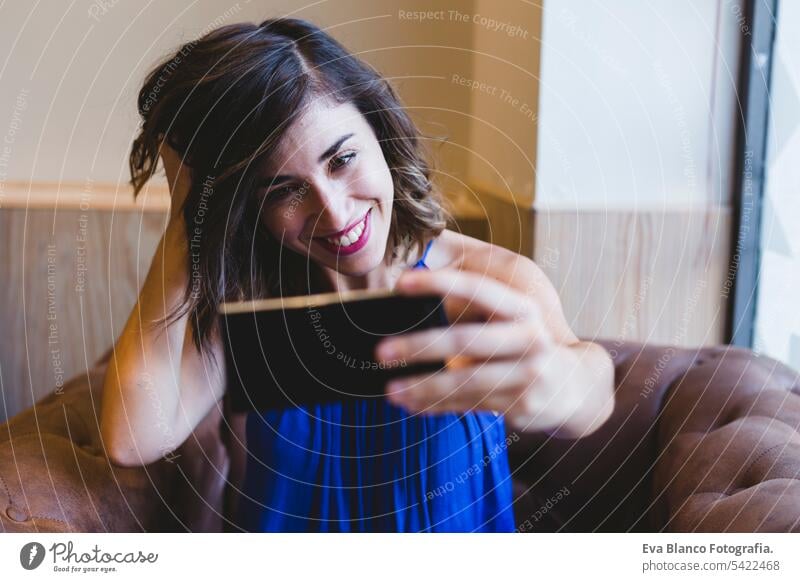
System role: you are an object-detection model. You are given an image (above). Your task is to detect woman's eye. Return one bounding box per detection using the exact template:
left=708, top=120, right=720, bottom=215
left=329, top=152, right=356, bottom=171
left=265, top=185, right=296, bottom=200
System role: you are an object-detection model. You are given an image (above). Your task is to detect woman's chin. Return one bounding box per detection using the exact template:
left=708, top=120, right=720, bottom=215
left=321, top=254, right=379, bottom=277
left=310, top=246, right=383, bottom=277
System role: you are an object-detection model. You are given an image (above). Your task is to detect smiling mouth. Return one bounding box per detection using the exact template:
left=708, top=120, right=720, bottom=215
left=315, top=208, right=370, bottom=248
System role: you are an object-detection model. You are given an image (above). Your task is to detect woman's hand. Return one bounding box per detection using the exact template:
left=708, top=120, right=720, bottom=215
left=374, top=268, right=614, bottom=437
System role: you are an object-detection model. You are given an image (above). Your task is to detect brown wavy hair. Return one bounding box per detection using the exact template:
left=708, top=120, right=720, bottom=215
left=129, top=18, right=446, bottom=355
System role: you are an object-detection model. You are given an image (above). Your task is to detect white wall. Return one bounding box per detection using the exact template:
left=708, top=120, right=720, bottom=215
left=1, top=1, right=257, bottom=187
left=0, top=0, right=472, bottom=192
left=534, top=0, right=743, bottom=210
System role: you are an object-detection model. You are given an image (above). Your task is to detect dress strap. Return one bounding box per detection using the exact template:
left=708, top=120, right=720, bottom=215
left=413, top=239, right=434, bottom=269
left=420, top=238, right=434, bottom=263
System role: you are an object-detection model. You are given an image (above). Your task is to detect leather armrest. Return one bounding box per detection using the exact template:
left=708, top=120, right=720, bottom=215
left=653, top=346, right=800, bottom=532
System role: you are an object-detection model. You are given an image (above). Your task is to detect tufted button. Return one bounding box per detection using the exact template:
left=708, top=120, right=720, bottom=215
left=6, top=505, right=29, bottom=522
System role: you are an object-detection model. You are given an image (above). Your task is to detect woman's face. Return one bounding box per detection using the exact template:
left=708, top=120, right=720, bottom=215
left=256, top=99, right=395, bottom=277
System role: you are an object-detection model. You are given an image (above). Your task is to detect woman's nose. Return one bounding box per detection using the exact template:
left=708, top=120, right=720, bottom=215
left=308, top=179, right=352, bottom=231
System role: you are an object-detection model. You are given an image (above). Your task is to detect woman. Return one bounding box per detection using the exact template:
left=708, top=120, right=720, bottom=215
left=100, top=18, right=615, bottom=532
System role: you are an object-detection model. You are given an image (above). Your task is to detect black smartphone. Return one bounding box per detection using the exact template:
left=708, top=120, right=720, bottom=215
left=219, top=289, right=449, bottom=413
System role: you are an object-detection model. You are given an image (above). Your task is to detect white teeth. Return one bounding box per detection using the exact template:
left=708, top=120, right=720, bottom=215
left=325, top=216, right=366, bottom=247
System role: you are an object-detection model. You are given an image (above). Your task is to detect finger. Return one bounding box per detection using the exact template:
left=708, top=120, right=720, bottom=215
left=386, top=359, right=534, bottom=411
left=403, top=356, right=578, bottom=433
left=395, top=379, right=528, bottom=418
left=420, top=392, right=516, bottom=416
left=437, top=295, right=488, bottom=324
left=396, top=373, right=558, bottom=427
left=394, top=268, right=538, bottom=323
left=376, top=322, right=551, bottom=364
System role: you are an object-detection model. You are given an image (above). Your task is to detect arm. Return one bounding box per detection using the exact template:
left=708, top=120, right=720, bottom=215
left=99, top=148, right=226, bottom=467
left=539, top=339, right=615, bottom=440
left=480, top=246, right=616, bottom=439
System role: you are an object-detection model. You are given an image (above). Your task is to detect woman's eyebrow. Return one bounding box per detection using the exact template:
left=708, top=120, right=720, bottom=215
left=317, top=133, right=355, bottom=163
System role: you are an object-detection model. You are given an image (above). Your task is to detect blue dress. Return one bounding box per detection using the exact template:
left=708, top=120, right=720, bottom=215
left=236, top=239, right=516, bottom=532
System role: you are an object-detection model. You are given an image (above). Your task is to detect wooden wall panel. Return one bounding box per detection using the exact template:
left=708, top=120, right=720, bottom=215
left=0, top=208, right=165, bottom=422
left=468, top=187, right=731, bottom=349
left=532, top=206, right=732, bottom=347
left=472, top=189, right=534, bottom=258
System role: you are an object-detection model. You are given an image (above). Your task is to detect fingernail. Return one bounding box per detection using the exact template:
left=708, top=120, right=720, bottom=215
left=377, top=341, right=397, bottom=361
left=386, top=380, right=405, bottom=394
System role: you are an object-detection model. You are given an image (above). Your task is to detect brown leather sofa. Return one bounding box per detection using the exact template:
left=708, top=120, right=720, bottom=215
left=2, top=339, right=799, bottom=533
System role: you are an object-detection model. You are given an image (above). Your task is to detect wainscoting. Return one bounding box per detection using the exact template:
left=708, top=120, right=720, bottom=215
left=472, top=188, right=732, bottom=348
left=0, top=183, right=168, bottom=422
left=533, top=205, right=732, bottom=347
